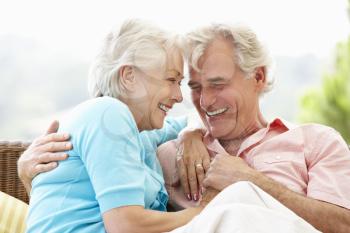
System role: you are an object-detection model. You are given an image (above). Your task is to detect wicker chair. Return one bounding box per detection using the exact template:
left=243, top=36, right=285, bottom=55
left=0, top=141, right=30, bottom=204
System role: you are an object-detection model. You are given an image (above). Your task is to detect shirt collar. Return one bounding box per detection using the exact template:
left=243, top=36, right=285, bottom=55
left=203, top=118, right=294, bottom=156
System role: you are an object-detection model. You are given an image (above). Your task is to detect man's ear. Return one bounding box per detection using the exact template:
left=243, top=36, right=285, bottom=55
left=254, top=66, right=266, bottom=91
left=119, top=65, right=137, bottom=92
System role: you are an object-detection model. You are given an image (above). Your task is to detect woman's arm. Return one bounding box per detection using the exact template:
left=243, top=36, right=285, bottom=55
left=176, top=129, right=210, bottom=201
left=103, top=205, right=202, bottom=233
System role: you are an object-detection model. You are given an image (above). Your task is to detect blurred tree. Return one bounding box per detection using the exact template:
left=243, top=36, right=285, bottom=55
left=298, top=0, right=350, bottom=143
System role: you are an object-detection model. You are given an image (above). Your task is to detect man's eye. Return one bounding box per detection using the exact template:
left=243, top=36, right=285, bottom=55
left=212, top=83, right=224, bottom=89
left=190, top=85, right=200, bottom=90
left=167, top=78, right=177, bottom=83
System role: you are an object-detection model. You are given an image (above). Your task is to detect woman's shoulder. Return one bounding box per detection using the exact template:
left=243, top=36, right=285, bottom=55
left=60, top=96, right=137, bottom=133
left=80, top=96, right=129, bottom=113
left=73, top=97, right=130, bottom=118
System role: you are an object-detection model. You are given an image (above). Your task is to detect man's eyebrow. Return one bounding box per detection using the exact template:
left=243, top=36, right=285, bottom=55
left=207, top=76, right=227, bottom=83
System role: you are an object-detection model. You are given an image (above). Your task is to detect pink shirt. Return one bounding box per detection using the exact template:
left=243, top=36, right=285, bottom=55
left=157, top=118, right=350, bottom=210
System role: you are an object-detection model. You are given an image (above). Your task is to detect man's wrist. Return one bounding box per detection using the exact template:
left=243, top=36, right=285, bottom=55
left=248, top=169, right=291, bottom=203
left=246, top=167, right=262, bottom=184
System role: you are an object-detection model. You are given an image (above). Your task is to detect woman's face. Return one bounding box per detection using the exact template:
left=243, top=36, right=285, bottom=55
left=131, top=49, right=184, bottom=130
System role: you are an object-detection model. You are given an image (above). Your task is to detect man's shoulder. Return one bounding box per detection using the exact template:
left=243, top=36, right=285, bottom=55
left=291, top=122, right=344, bottom=145
left=293, top=122, right=349, bottom=155
left=273, top=118, right=335, bottom=134
left=297, top=122, right=337, bottom=134
left=273, top=118, right=346, bottom=149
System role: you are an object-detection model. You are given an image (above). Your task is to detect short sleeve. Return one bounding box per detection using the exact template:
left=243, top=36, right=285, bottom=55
left=77, top=99, right=146, bottom=213
left=306, top=126, right=350, bottom=209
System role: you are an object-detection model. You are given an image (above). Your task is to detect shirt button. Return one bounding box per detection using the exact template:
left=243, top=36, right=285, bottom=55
left=276, top=155, right=281, bottom=160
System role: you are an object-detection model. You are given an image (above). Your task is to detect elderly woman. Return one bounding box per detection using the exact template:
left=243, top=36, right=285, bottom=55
left=25, top=19, right=203, bottom=233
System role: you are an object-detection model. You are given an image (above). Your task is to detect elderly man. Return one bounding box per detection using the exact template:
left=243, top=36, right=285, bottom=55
left=159, top=23, right=350, bottom=233
left=18, top=23, right=350, bottom=232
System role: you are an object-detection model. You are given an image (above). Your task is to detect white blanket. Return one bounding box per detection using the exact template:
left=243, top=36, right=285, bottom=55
left=169, top=182, right=320, bottom=233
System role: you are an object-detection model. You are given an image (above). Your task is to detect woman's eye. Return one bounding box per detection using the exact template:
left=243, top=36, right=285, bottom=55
left=167, top=78, right=181, bottom=85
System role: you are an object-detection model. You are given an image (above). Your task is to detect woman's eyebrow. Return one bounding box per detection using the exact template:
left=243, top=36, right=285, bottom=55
left=167, top=69, right=184, bottom=79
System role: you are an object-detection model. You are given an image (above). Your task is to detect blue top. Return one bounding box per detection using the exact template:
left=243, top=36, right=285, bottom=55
left=26, top=97, right=187, bottom=233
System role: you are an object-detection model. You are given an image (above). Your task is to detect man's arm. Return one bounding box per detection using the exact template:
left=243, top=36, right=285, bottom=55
left=253, top=171, right=350, bottom=233
left=203, top=153, right=350, bottom=233
left=17, top=120, right=71, bottom=194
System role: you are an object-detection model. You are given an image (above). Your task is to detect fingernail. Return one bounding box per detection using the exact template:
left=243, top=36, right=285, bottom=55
left=64, top=133, right=70, bottom=139
left=187, top=194, right=192, bottom=200
left=66, top=142, right=72, bottom=148
left=193, top=194, right=198, bottom=201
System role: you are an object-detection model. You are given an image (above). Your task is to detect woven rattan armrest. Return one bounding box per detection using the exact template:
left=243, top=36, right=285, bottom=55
left=0, top=141, right=31, bottom=204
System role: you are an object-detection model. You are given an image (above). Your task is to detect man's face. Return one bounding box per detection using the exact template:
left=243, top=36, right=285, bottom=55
left=188, top=37, right=262, bottom=140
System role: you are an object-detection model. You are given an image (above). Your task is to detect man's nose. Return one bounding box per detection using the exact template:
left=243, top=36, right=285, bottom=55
left=200, top=88, right=216, bottom=109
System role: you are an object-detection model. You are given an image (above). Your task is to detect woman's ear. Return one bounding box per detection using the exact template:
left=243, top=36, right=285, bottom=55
left=254, top=66, right=266, bottom=92
left=119, top=66, right=137, bottom=92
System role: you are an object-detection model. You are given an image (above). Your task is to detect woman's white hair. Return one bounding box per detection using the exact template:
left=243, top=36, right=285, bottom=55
left=88, top=19, right=182, bottom=98
left=185, top=23, right=275, bottom=93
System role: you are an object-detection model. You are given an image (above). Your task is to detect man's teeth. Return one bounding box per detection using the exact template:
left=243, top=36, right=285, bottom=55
left=206, top=107, right=228, bottom=116
left=159, top=103, right=170, bottom=112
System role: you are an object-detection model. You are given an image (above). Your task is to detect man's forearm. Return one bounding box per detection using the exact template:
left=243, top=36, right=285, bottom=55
left=23, top=181, right=32, bottom=196
left=18, top=170, right=32, bottom=195
left=252, top=172, right=350, bottom=233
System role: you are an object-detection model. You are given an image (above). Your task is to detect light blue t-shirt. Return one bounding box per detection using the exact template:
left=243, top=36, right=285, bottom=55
left=26, top=97, right=186, bottom=233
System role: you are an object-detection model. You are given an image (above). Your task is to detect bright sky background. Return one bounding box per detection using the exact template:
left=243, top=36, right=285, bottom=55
left=1, top=0, right=349, bottom=61
left=0, top=0, right=349, bottom=139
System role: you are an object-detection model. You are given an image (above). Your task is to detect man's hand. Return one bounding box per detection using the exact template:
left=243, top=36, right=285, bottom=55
left=203, top=153, right=350, bottom=233
left=176, top=129, right=210, bottom=201
left=203, top=153, right=258, bottom=191
left=17, top=120, right=72, bottom=194
left=199, top=187, right=219, bottom=208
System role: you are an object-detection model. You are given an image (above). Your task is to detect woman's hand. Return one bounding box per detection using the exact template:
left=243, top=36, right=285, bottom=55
left=17, top=120, right=72, bottom=193
left=176, top=129, right=210, bottom=201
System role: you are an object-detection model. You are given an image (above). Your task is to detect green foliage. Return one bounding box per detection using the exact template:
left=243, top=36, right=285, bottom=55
left=298, top=37, right=350, bottom=143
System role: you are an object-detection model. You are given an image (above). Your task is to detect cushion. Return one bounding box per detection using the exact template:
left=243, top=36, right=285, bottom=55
left=0, top=191, right=28, bottom=233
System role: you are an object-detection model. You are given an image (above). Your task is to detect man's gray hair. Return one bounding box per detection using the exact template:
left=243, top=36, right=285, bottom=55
left=88, top=19, right=180, bottom=98
left=186, top=23, right=274, bottom=93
